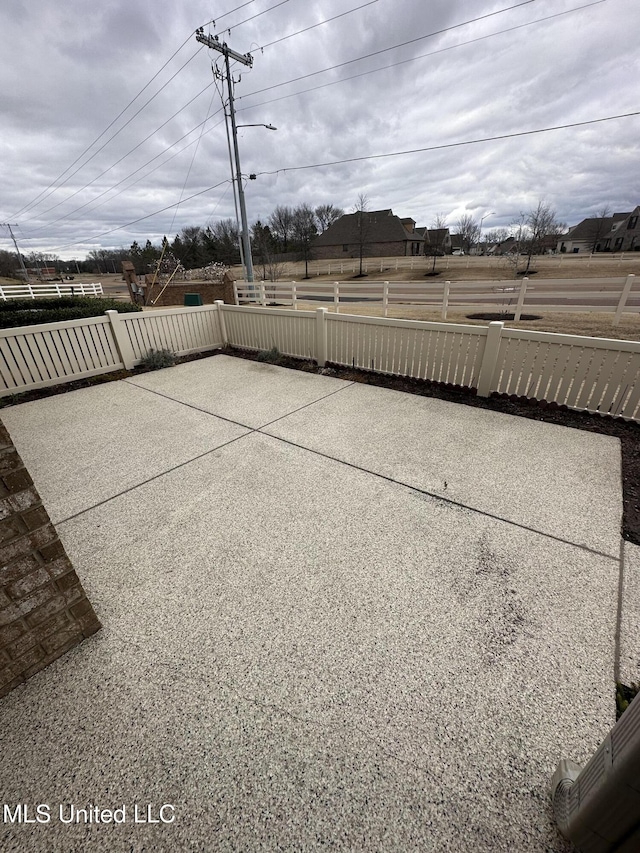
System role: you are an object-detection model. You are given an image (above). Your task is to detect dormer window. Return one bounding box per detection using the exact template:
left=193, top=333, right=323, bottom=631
left=628, top=216, right=638, bottom=230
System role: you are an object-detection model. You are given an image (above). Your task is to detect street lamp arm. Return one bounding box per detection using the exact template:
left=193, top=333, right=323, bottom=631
left=236, top=123, right=277, bottom=130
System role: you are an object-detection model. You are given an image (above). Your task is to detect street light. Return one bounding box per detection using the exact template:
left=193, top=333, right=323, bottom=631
left=480, top=211, right=495, bottom=231
left=237, top=124, right=277, bottom=131
left=479, top=212, right=495, bottom=254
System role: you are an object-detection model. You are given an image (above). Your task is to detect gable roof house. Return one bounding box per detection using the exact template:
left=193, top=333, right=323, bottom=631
left=313, top=209, right=425, bottom=260
left=601, top=206, right=640, bottom=253
left=423, top=228, right=452, bottom=254
left=557, top=212, right=631, bottom=254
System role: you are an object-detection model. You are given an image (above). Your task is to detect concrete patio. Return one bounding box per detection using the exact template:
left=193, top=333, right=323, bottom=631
left=0, top=353, right=636, bottom=852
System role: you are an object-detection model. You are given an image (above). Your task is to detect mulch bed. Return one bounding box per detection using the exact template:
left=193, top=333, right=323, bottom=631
left=2, top=346, right=638, bottom=545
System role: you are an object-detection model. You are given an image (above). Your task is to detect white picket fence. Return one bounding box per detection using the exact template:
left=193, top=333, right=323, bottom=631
left=235, top=276, right=638, bottom=326
left=0, top=282, right=103, bottom=300
left=0, top=302, right=639, bottom=421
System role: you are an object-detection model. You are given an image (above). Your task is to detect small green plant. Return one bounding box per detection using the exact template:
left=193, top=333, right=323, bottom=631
left=255, top=346, right=282, bottom=364
left=139, top=348, right=176, bottom=370
left=616, top=681, right=640, bottom=719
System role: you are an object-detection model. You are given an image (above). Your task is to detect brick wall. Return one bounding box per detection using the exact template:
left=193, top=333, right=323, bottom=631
left=0, top=421, right=101, bottom=699
left=143, top=278, right=235, bottom=307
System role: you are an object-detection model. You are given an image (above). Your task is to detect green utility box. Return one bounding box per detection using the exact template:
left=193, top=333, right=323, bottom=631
left=184, top=293, right=203, bottom=306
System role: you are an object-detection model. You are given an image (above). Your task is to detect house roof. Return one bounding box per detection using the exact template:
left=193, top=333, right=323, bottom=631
left=425, top=228, right=449, bottom=245
left=313, top=209, right=425, bottom=246
left=562, top=213, right=630, bottom=241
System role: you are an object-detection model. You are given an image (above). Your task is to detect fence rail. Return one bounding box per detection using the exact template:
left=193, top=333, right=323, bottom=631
left=0, top=282, right=103, bottom=300
left=0, top=302, right=639, bottom=421
left=235, top=276, right=638, bottom=326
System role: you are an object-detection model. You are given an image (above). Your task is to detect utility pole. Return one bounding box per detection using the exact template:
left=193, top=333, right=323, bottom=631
left=195, top=28, right=255, bottom=283
left=1, top=223, right=29, bottom=281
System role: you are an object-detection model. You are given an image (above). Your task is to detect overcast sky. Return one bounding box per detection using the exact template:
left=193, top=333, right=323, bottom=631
left=1, top=0, right=638, bottom=260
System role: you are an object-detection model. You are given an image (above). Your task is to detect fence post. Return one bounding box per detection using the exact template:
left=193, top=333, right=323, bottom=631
left=476, top=321, right=504, bottom=397
left=334, top=281, right=340, bottom=314
left=315, top=308, right=328, bottom=366
left=105, top=310, right=136, bottom=370
left=259, top=281, right=266, bottom=306
left=442, top=280, right=451, bottom=320
left=233, top=281, right=239, bottom=305
left=291, top=281, right=297, bottom=310
left=383, top=281, right=389, bottom=318
left=214, top=300, right=228, bottom=345
left=514, top=276, right=528, bottom=322
left=614, top=274, right=635, bottom=326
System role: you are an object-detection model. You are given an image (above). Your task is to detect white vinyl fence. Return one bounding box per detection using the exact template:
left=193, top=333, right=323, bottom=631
left=235, top=276, right=638, bottom=326
left=0, top=302, right=639, bottom=421
left=0, top=306, right=223, bottom=396
left=0, top=282, right=103, bottom=300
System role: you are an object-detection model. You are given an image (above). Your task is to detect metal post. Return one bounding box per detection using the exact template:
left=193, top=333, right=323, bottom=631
left=225, top=52, right=254, bottom=283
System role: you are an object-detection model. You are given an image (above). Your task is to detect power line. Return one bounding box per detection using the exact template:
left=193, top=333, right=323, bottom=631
left=30, top=117, right=227, bottom=233
left=237, top=0, right=607, bottom=113
left=236, top=0, right=542, bottom=102
left=254, top=110, right=640, bottom=176
left=214, top=0, right=294, bottom=37
left=16, top=48, right=208, bottom=224
left=49, top=180, right=231, bottom=252
left=21, top=83, right=220, bottom=228
left=214, top=0, right=258, bottom=25
left=12, top=25, right=217, bottom=220
left=257, top=0, right=381, bottom=51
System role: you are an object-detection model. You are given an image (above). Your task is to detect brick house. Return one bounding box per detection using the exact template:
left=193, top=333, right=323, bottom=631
left=313, top=209, right=425, bottom=259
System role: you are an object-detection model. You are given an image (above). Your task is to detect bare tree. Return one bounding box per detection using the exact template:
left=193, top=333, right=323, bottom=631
left=584, top=206, right=611, bottom=253
left=485, top=227, right=510, bottom=247
left=455, top=214, right=481, bottom=253
left=353, top=193, right=371, bottom=277
left=268, top=205, right=295, bottom=253
left=314, top=203, right=344, bottom=233
left=424, top=213, right=448, bottom=274
left=291, top=203, right=317, bottom=279
left=522, top=200, right=565, bottom=273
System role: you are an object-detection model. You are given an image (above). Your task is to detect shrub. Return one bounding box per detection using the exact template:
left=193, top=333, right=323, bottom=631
left=255, top=346, right=282, bottom=364
left=139, top=348, right=176, bottom=370
left=0, top=297, right=141, bottom=329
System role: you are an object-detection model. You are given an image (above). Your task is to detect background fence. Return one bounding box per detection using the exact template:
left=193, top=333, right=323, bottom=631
left=260, top=253, right=639, bottom=278
left=235, top=276, right=638, bottom=326
left=0, top=302, right=638, bottom=421
left=0, top=282, right=103, bottom=300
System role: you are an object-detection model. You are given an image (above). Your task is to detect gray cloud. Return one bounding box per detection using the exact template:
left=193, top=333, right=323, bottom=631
left=1, top=0, right=638, bottom=259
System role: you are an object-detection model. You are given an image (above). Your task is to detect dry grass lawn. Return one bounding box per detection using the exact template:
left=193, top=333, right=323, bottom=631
left=236, top=253, right=640, bottom=283
left=234, top=254, right=640, bottom=341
